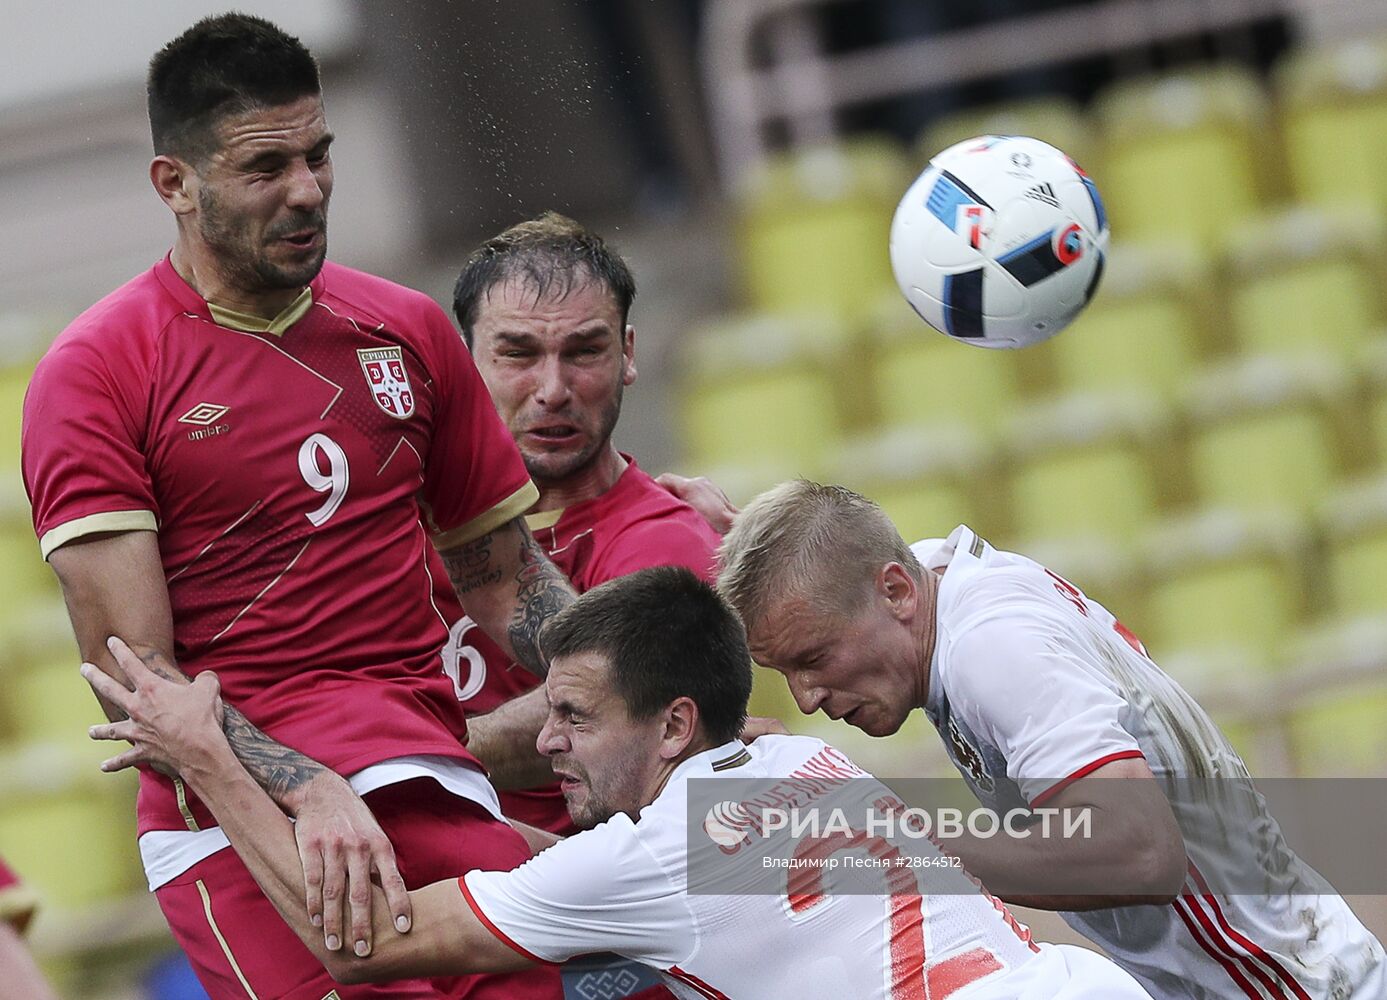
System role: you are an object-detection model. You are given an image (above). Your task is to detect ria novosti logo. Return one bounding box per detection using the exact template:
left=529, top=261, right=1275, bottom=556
left=703, top=801, right=754, bottom=849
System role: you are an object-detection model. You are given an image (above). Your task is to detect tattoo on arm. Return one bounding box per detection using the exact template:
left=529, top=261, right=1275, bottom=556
left=134, top=646, right=326, bottom=807
left=439, top=531, right=504, bottom=594
left=220, top=705, right=327, bottom=805
left=507, top=530, right=574, bottom=678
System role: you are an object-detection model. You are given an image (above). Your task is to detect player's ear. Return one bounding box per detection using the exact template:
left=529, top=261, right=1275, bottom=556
left=150, top=155, right=198, bottom=216
left=658, top=696, right=697, bottom=759
left=621, top=325, right=637, bottom=386
left=879, top=562, right=917, bottom=622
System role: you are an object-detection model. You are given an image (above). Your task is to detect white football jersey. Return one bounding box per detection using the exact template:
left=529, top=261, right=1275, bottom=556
left=914, top=526, right=1385, bottom=1000
left=462, top=734, right=1150, bottom=999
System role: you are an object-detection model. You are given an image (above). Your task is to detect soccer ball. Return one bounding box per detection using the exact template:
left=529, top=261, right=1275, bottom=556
left=889, top=135, right=1109, bottom=349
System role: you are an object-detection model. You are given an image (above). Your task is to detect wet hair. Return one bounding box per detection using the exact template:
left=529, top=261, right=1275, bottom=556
left=147, top=12, right=321, bottom=161
left=541, top=566, right=751, bottom=745
left=452, top=211, right=637, bottom=347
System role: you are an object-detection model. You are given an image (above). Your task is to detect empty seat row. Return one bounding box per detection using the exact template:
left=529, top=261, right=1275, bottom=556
left=734, top=37, right=1387, bottom=322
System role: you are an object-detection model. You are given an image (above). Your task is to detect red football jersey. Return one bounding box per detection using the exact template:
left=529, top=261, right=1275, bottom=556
left=0, top=856, right=37, bottom=933
left=453, top=457, right=720, bottom=833
left=22, top=256, right=537, bottom=836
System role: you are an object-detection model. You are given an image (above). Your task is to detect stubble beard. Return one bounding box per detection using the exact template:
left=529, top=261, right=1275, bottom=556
left=198, top=185, right=327, bottom=293
left=522, top=380, right=624, bottom=486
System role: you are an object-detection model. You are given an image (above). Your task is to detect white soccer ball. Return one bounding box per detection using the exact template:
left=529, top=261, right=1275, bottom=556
left=889, top=135, right=1110, bottom=349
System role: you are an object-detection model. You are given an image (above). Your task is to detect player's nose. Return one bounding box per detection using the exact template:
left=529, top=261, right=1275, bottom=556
left=790, top=679, right=828, bottom=717
left=537, top=717, right=566, bottom=756
left=284, top=158, right=326, bottom=211
left=531, top=357, right=572, bottom=409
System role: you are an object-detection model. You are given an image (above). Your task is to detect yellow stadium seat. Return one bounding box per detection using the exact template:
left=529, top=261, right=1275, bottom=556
left=917, top=96, right=1097, bottom=170
left=867, top=295, right=1027, bottom=438
left=1222, top=207, right=1386, bottom=363
left=1093, top=67, right=1274, bottom=247
left=1321, top=474, right=1387, bottom=617
left=1182, top=355, right=1355, bottom=517
left=0, top=516, right=56, bottom=611
left=1006, top=391, right=1173, bottom=547
left=680, top=314, right=849, bottom=477
left=0, top=359, right=36, bottom=474
left=833, top=425, right=998, bottom=543
left=1277, top=37, right=1387, bottom=219
left=1030, top=241, right=1213, bottom=399
left=736, top=137, right=912, bottom=319
left=1284, top=617, right=1387, bottom=776
left=0, top=743, right=141, bottom=909
left=1140, top=508, right=1309, bottom=663
left=1363, top=337, right=1387, bottom=468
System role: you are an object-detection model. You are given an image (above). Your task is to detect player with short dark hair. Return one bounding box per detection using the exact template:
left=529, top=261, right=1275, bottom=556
left=22, top=13, right=566, bottom=999
left=85, top=569, right=1152, bottom=998
left=452, top=211, right=636, bottom=350
left=444, top=213, right=726, bottom=841
left=541, top=565, right=751, bottom=747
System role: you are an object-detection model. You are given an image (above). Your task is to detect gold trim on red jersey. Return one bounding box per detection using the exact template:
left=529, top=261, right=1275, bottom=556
left=523, top=507, right=564, bottom=532
left=40, top=509, right=158, bottom=560
left=196, top=879, right=262, bottom=999
left=207, top=287, right=313, bottom=337
left=431, top=481, right=540, bottom=550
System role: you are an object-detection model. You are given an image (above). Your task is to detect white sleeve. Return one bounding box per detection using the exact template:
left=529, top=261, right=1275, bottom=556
left=459, top=816, right=691, bottom=966
left=947, top=610, right=1144, bottom=807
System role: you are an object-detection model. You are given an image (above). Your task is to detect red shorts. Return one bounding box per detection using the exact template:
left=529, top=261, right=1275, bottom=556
left=155, top=778, right=561, bottom=1000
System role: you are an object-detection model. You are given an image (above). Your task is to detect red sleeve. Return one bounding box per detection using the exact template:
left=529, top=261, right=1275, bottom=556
left=418, top=307, right=536, bottom=546
left=597, top=518, right=720, bottom=583
left=22, top=338, right=159, bottom=560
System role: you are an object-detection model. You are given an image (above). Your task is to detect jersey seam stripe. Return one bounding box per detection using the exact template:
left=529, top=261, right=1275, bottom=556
left=1172, top=896, right=1266, bottom=999
left=195, top=879, right=262, bottom=1000
left=168, top=501, right=263, bottom=583
left=668, top=966, right=731, bottom=999
left=456, top=875, right=558, bottom=966
left=209, top=537, right=312, bottom=644
left=205, top=321, right=344, bottom=419
left=1183, top=892, right=1288, bottom=1000
left=417, top=520, right=450, bottom=632
left=547, top=525, right=595, bottom=560
left=1028, top=749, right=1144, bottom=807
left=1189, top=863, right=1312, bottom=1000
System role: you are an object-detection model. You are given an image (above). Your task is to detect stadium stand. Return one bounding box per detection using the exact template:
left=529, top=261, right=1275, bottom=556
left=1276, top=36, right=1387, bottom=219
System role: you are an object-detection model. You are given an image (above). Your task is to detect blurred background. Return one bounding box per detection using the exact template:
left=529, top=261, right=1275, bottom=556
left=2, top=0, right=1386, bottom=994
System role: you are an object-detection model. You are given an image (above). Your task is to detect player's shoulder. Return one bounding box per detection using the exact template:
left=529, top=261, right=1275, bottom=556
left=316, top=261, right=451, bottom=334
left=589, top=463, right=721, bottom=575
left=38, top=267, right=173, bottom=381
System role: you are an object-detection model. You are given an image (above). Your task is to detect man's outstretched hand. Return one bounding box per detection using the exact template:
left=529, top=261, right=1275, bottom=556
left=83, top=636, right=225, bottom=776
left=82, top=637, right=413, bottom=956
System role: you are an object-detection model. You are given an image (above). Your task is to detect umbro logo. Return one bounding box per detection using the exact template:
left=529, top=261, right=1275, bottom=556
left=1025, top=182, right=1060, bottom=208
left=179, top=402, right=231, bottom=441
left=178, top=402, right=230, bottom=426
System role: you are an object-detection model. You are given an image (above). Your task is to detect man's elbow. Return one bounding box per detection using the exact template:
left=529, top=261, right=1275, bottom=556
left=1130, top=834, right=1186, bottom=903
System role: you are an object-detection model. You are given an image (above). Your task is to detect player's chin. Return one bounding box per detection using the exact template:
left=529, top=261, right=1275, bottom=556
left=852, top=705, right=908, bottom=738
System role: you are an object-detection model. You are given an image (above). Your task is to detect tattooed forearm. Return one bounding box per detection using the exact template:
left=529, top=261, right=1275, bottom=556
left=507, top=529, right=575, bottom=678
left=130, top=644, right=325, bottom=808
left=220, top=705, right=327, bottom=807
left=440, top=530, right=504, bottom=594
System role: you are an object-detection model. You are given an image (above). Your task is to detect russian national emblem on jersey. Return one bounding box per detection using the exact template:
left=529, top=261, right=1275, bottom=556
left=357, top=346, right=415, bottom=419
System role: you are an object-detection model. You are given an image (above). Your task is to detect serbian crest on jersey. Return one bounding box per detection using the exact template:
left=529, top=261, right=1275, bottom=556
left=357, top=347, right=415, bottom=419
